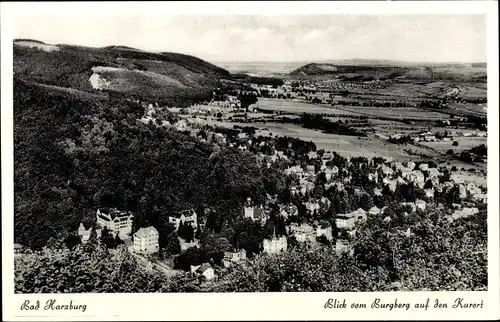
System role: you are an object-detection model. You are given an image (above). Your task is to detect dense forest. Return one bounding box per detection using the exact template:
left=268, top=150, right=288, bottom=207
left=14, top=79, right=276, bottom=248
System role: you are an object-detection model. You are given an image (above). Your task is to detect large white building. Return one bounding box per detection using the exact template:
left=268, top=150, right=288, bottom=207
left=133, top=226, right=159, bottom=254
left=96, top=208, right=134, bottom=240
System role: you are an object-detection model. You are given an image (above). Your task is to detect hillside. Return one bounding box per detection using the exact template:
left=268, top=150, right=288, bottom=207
left=13, top=39, right=231, bottom=105
left=13, top=78, right=270, bottom=248
left=289, top=62, right=487, bottom=83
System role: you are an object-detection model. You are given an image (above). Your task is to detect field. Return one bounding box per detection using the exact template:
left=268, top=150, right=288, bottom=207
left=255, top=98, right=361, bottom=116
left=330, top=105, right=450, bottom=120
left=255, top=98, right=450, bottom=122
left=419, top=136, right=487, bottom=154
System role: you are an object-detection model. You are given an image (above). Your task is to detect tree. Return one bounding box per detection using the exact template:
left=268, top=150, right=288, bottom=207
left=174, top=247, right=204, bottom=271
left=177, top=221, right=195, bottom=243
left=424, top=179, right=434, bottom=190
left=165, top=232, right=181, bottom=255
left=452, top=141, right=459, bottom=146
left=64, top=234, right=81, bottom=249
left=239, top=94, right=258, bottom=122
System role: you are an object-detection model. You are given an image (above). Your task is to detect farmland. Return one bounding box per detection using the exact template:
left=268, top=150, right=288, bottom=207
left=255, top=98, right=362, bottom=116
left=419, top=136, right=487, bottom=154
left=327, top=104, right=450, bottom=120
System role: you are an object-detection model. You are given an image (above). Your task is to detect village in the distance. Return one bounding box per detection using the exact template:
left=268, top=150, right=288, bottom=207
left=13, top=24, right=488, bottom=293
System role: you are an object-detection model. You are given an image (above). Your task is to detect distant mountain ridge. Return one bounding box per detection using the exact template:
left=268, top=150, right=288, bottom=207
left=289, top=61, right=487, bottom=83
left=13, top=39, right=231, bottom=104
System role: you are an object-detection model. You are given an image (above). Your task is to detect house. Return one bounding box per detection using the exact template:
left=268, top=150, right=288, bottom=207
left=419, top=163, right=429, bottom=171
left=306, top=165, right=315, bottom=174
left=427, top=168, right=440, bottom=178
left=289, top=224, right=316, bottom=243
left=169, top=209, right=198, bottom=230
left=280, top=205, right=298, bottom=219
left=285, top=165, right=304, bottom=176
left=458, top=184, right=467, bottom=199
left=380, top=165, right=394, bottom=176
left=424, top=135, right=436, bottom=142
left=263, top=233, right=287, bottom=254
left=320, top=196, right=332, bottom=209
left=368, top=172, right=379, bottom=183
left=78, top=223, right=102, bottom=243
left=425, top=188, right=435, bottom=199
left=406, top=170, right=425, bottom=187
left=179, top=238, right=199, bottom=251
left=335, top=239, right=353, bottom=255
left=14, top=243, right=23, bottom=256
left=191, top=263, right=215, bottom=281
left=451, top=207, right=479, bottom=220
left=223, top=249, right=247, bottom=268
left=335, top=213, right=356, bottom=230
left=133, top=226, right=159, bottom=254
left=243, top=197, right=255, bottom=220
left=304, top=200, right=320, bottom=214
left=368, top=206, right=381, bottom=216
left=243, top=200, right=269, bottom=225
left=352, top=208, right=367, bottom=222
left=96, top=208, right=134, bottom=240
left=175, top=119, right=189, bottom=131
left=316, top=225, right=333, bottom=241
left=415, top=199, right=427, bottom=211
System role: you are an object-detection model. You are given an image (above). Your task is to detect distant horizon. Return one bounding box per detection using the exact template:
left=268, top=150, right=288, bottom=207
left=13, top=15, right=486, bottom=63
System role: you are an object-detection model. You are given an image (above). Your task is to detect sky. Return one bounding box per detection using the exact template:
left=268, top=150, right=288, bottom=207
left=13, top=15, right=487, bottom=63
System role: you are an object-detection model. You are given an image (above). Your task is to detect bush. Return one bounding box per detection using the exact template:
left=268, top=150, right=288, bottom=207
left=446, top=149, right=454, bottom=155
left=452, top=141, right=459, bottom=146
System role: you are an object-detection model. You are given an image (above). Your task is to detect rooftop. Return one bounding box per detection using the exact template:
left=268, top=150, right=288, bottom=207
left=134, top=226, right=158, bottom=238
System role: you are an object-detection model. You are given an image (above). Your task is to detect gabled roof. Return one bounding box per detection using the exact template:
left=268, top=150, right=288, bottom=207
left=197, top=263, right=213, bottom=274
left=171, top=209, right=196, bottom=219
left=98, top=207, right=133, bottom=220
left=134, top=226, right=158, bottom=238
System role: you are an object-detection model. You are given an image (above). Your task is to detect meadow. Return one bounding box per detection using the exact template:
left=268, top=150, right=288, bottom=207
left=255, top=98, right=362, bottom=116
left=420, top=136, right=487, bottom=154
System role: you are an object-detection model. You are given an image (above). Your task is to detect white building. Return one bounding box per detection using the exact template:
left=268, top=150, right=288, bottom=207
left=263, top=234, right=287, bottom=254
left=133, top=226, right=159, bottom=254
left=78, top=223, right=102, bottom=243
left=168, top=209, right=198, bottom=230
left=96, top=208, right=134, bottom=240
left=191, top=263, right=215, bottom=281
left=223, top=249, right=247, bottom=268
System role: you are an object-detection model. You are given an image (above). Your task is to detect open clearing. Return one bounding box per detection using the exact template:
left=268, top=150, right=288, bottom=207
left=331, top=105, right=450, bottom=120
left=255, top=98, right=362, bottom=116
left=420, top=136, right=487, bottom=154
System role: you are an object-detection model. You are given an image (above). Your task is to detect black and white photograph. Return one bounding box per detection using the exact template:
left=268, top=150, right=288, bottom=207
left=2, top=1, right=499, bottom=321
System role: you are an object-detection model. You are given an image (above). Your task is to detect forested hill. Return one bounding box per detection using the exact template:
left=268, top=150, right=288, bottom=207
left=13, top=78, right=270, bottom=248
left=13, top=39, right=231, bottom=106
left=289, top=62, right=487, bottom=83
